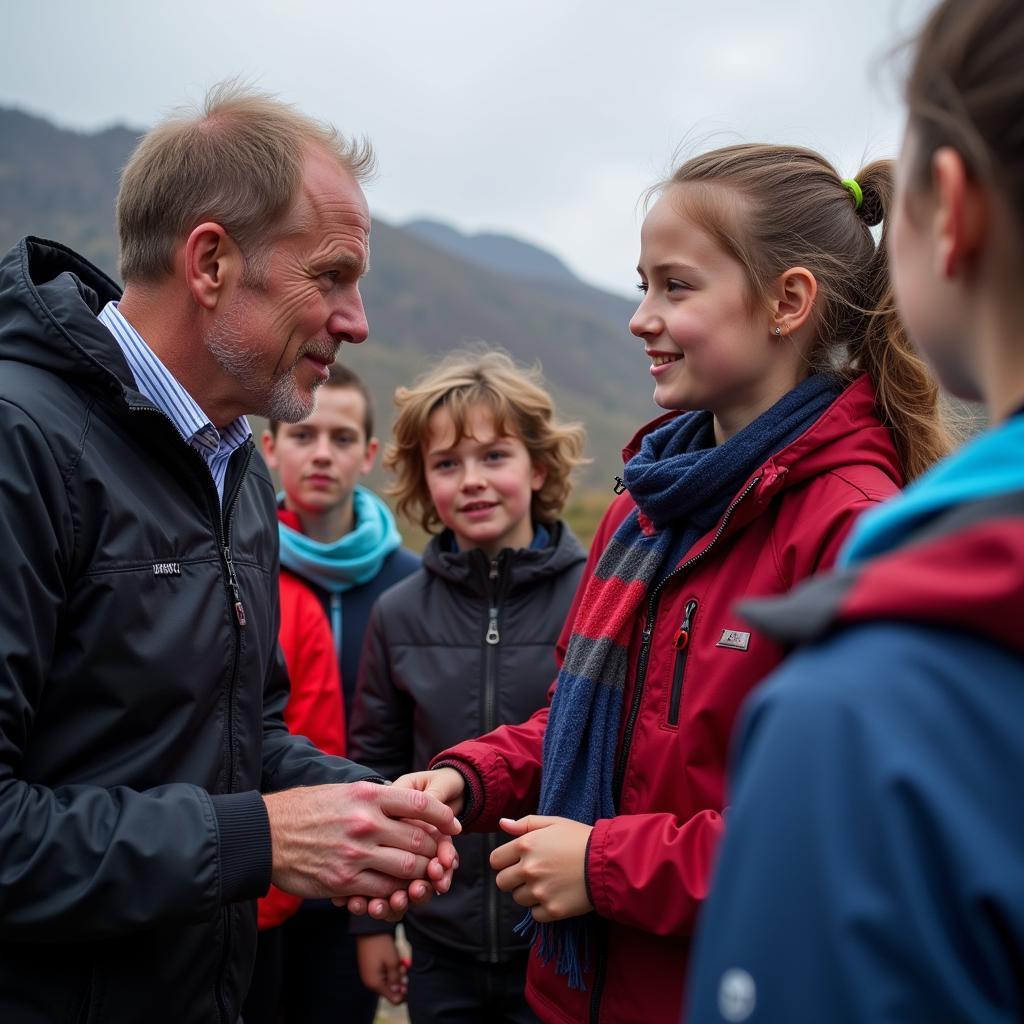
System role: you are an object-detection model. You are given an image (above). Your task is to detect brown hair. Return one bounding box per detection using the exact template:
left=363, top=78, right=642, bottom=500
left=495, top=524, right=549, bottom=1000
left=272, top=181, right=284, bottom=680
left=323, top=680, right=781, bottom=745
left=268, top=363, right=375, bottom=440
left=653, top=143, right=952, bottom=481
left=385, top=349, right=586, bottom=533
left=905, top=0, right=1024, bottom=227
left=117, top=80, right=376, bottom=283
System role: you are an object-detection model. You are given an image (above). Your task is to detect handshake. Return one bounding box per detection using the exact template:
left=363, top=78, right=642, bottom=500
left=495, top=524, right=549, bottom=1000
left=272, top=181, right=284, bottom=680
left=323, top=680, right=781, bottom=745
left=263, top=767, right=468, bottom=922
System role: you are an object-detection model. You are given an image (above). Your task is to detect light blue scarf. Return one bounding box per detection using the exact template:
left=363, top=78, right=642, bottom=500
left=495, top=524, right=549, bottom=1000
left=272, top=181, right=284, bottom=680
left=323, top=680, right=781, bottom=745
left=278, top=485, right=402, bottom=594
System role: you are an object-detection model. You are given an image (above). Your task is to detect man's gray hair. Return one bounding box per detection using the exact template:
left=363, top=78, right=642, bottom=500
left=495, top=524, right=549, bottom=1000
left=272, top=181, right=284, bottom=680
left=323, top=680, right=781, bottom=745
left=117, top=81, right=375, bottom=283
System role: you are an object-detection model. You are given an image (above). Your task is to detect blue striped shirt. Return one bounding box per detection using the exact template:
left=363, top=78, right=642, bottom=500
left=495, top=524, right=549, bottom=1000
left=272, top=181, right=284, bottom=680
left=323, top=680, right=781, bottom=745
left=99, top=301, right=251, bottom=503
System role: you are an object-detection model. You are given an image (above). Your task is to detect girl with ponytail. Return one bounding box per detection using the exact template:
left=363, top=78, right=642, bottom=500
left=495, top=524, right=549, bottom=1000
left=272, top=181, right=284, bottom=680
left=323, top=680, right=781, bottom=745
left=393, top=142, right=948, bottom=1023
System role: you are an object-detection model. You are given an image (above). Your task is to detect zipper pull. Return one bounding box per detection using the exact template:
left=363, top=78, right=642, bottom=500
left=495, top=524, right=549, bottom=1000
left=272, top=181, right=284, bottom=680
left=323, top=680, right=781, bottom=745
left=485, top=607, right=500, bottom=645
left=673, top=600, right=698, bottom=651
left=489, top=558, right=500, bottom=581
left=224, top=545, right=247, bottom=627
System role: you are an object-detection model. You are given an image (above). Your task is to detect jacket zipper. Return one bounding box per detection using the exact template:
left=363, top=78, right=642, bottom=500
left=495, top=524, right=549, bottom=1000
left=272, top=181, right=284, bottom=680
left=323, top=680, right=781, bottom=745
left=592, top=475, right=760, bottom=1024
left=128, top=405, right=253, bottom=1024
left=483, top=554, right=503, bottom=963
left=612, top=476, right=760, bottom=806
left=213, top=443, right=252, bottom=1024
left=668, top=600, right=698, bottom=727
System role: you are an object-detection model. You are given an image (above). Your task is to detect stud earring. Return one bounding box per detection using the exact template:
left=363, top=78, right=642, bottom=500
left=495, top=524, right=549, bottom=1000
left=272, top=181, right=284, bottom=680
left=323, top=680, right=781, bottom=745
left=773, top=326, right=782, bottom=337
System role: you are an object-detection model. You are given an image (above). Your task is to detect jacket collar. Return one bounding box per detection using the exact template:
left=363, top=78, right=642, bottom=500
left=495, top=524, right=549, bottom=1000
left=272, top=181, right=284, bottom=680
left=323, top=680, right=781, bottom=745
left=740, top=488, right=1024, bottom=657
left=422, top=522, right=585, bottom=595
left=0, top=237, right=135, bottom=398
left=741, top=412, right=1024, bottom=656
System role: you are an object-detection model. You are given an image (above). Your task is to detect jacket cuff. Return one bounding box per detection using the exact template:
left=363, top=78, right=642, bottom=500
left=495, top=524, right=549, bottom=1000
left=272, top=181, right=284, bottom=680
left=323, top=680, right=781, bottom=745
left=211, top=790, right=273, bottom=903
left=428, top=759, right=484, bottom=826
left=585, top=817, right=612, bottom=917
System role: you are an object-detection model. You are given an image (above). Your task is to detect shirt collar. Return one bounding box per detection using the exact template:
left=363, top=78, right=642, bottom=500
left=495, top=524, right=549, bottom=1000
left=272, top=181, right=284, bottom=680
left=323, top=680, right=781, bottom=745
left=98, top=301, right=251, bottom=452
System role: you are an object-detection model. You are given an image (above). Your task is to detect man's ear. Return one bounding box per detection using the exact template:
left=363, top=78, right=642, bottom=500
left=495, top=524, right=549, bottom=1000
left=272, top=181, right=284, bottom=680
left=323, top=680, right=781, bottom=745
left=183, top=222, right=241, bottom=310
left=932, top=146, right=988, bottom=280
left=769, top=267, right=817, bottom=338
left=260, top=429, right=278, bottom=469
left=361, top=436, right=381, bottom=475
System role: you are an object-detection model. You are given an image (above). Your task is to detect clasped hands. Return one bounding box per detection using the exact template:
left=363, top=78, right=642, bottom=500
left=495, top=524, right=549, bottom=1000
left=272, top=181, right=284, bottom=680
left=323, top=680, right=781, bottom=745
left=263, top=778, right=461, bottom=923
left=265, top=770, right=594, bottom=927
left=361, top=768, right=595, bottom=924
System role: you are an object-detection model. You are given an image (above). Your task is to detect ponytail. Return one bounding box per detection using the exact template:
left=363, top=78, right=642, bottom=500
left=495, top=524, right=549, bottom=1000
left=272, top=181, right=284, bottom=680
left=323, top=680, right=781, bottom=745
left=847, top=161, right=955, bottom=481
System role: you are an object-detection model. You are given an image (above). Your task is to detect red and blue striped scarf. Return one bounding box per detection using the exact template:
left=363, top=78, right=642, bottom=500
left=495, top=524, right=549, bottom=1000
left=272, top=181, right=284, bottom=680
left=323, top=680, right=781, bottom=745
left=517, top=373, right=841, bottom=988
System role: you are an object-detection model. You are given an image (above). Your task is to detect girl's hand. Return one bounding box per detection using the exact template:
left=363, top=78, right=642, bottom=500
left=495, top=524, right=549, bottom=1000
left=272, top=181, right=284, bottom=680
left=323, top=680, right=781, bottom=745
left=355, top=933, right=408, bottom=1005
left=393, top=767, right=467, bottom=818
left=491, top=816, right=594, bottom=923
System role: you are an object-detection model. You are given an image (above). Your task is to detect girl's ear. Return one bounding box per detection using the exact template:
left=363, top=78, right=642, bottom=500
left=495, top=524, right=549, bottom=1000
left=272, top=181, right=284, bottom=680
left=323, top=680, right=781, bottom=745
left=769, top=267, right=817, bottom=339
left=932, top=146, right=988, bottom=279
left=530, top=460, right=548, bottom=492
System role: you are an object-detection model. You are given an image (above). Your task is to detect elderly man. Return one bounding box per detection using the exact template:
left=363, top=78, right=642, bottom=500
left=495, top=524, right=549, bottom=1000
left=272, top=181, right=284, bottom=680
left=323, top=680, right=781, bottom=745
left=0, top=84, right=455, bottom=1022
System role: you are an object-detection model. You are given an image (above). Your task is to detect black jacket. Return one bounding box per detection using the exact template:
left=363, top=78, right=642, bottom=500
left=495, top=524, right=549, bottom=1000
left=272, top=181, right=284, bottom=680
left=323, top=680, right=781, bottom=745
left=0, top=238, right=376, bottom=1023
left=348, top=524, right=586, bottom=961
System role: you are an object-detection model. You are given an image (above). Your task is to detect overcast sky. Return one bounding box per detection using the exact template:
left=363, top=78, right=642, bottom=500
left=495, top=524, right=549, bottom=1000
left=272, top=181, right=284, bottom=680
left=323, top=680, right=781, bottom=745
left=2, top=0, right=932, bottom=297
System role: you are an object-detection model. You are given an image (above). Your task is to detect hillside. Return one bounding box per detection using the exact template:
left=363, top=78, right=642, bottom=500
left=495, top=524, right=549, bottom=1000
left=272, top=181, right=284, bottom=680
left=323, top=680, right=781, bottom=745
left=0, top=106, right=658, bottom=534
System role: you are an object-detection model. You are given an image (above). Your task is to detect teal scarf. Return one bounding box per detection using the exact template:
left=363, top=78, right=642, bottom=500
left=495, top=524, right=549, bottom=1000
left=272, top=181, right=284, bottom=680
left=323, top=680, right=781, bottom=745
left=278, top=485, right=402, bottom=594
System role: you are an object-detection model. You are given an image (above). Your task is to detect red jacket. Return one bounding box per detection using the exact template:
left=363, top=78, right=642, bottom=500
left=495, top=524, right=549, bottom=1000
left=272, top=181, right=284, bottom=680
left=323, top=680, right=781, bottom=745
left=257, top=570, right=347, bottom=930
left=433, top=375, right=902, bottom=1024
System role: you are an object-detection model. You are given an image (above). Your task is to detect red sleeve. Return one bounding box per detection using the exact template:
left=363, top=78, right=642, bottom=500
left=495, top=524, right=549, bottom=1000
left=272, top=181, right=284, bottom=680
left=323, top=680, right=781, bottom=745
left=430, top=493, right=636, bottom=831
left=276, top=573, right=346, bottom=757
left=259, top=573, right=347, bottom=931
left=586, top=810, right=723, bottom=936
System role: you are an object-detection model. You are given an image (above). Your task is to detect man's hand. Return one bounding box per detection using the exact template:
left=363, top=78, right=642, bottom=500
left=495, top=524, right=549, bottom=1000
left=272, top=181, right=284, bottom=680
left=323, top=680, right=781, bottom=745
left=356, top=933, right=407, bottom=1005
left=490, top=815, right=594, bottom=923
left=264, top=780, right=460, bottom=901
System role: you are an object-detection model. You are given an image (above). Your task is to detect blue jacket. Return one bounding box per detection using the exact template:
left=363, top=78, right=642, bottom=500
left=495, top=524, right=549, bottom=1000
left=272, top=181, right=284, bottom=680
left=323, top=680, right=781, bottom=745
left=686, top=414, right=1024, bottom=1023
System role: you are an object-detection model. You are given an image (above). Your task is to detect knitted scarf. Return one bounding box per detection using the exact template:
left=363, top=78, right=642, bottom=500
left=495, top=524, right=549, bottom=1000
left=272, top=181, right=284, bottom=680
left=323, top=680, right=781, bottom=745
left=277, top=485, right=402, bottom=595
left=517, top=373, right=841, bottom=989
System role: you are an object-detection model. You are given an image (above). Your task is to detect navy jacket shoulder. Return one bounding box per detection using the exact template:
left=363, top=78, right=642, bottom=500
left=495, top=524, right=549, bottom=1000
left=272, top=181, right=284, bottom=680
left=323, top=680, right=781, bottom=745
left=687, top=621, right=1024, bottom=1024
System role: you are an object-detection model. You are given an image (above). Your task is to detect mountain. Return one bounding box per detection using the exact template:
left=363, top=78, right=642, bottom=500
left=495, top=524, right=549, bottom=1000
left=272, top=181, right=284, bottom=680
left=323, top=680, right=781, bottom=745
left=403, top=218, right=579, bottom=285
left=0, top=106, right=657, bottom=514
left=0, top=107, right=140, bottom=273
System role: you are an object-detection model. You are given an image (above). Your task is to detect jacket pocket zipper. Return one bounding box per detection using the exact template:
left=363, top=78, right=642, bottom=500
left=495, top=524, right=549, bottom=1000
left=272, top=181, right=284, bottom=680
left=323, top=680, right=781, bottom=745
left=668, top=599, right=698, bottom=727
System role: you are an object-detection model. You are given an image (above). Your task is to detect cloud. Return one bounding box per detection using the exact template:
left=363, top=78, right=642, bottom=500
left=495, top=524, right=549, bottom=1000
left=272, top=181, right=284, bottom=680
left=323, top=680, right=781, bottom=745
left=2, top=0, right=933, bottom=295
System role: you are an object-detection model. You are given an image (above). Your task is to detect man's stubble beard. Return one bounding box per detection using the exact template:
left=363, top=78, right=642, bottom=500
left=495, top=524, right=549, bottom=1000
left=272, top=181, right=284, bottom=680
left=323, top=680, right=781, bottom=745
left=204, top=292, right=321, bottom=424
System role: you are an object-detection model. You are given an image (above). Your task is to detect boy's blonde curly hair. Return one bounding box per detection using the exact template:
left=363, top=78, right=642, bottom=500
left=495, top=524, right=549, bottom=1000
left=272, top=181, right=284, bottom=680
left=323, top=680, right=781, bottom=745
left=386, top=349, right=587, bottom=534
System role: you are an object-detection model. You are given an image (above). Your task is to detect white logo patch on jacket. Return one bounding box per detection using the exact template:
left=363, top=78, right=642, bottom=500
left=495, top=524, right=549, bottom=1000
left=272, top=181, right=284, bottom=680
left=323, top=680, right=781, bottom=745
left=716, top=629, right=750, bottom=651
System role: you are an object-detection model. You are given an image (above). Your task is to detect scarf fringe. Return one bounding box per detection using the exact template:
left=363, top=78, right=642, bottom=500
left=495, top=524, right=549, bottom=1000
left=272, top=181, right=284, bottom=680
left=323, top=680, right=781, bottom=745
left=515, top=915, right=591, bottom=992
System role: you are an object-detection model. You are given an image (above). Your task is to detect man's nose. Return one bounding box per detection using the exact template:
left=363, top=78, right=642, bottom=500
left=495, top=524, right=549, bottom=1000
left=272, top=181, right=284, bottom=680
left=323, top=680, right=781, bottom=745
left=327, top=288, right=369, bottom=345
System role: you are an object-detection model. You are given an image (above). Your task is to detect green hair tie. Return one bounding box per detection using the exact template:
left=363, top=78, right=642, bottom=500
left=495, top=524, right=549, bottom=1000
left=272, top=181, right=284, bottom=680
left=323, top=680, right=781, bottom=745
left=842, top=177, right=863, bottom=211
